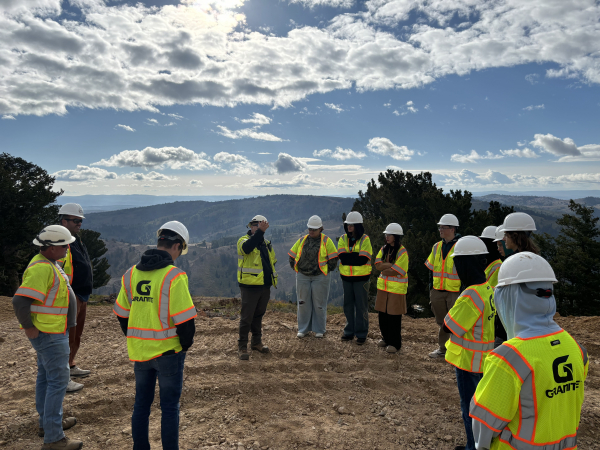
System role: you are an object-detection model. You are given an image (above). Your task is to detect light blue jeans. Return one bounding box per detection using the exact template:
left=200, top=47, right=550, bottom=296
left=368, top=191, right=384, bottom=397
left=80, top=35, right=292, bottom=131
left=29, top=331, right=70, bottom=444
left=296, top=272, right=331, bottom=334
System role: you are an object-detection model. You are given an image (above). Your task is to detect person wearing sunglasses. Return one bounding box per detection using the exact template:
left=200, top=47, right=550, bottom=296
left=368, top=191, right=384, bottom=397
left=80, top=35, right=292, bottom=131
left=12, top=225, right=83, bottom=450
left=58, top=203, right=93, bottom=391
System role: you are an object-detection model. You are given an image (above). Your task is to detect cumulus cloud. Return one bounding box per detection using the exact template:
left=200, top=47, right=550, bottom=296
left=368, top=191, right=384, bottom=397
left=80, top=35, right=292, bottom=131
left=247, top=173, right=363, bottom=189
left=450, top=150, right=504, bottom=163
left=325, top=103, right=344, bottom=113
left=530, top=133, right=600, bottom=162
left=523, top=104, right=545, bottom=111
left=500, top=148, right=540, bottom=158
left=436, top=169, right=600, bottom=188
left=123, top=171, right=177, bottom=181
left=213, top=151, right=262, bottom=175
left=367, top=137, right=414, bottom=161
left=525, top=74, right=540, bottom=85
left=2, top=115, right=15, bottom=120
left=93, top=146, right=214, bottom=170
left=216, top=125, right=284, bottom=142
left=146, top=118, right=159, bottom=125
left=168, top=113, right=184, bottom=120
left=273, top=152, right=307, bottom=174
left=238, top=113, right=271, bottom=125
left=116, top=124, right=135, bottom=132
left=289, top=0, right=354, bottom=8
left=190, top=179, right=203, bottom=186
left=53, top=165, right=118, bottom=181
left=313, top=147, right=366, bottom=160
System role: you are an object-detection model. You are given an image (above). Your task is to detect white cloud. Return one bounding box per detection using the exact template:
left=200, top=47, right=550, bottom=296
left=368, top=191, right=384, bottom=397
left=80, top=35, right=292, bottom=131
left=146, top=118, right=159, bottom=125
left=525, top=74, right=540, bottom=85
left=239, top=113, right=272, bottom=125
left=313, top=147, right=366, bottom=160
left=436, top=169, right=600, bottom=188
left=1, top=115, right=15, bottom=120
left=523, top=104, right=545, bottom=111
left=325, top=103, right=344, bottom=113
left=123, top=171, right=177, bottom=181
left=213, top=151, right=262, bottom=175
left=164, top=122, right=176, bottom=126
left=216, top=125, right=284, bottom=142
left=257, top=152, right=271, bottom=155
left=288, top=0, right=354, bottom=8
left=273, top=152, right=307, bottom=174
left=190, top=179, right=203, bottom=186
left=53, top=165, right=117, bottom=181
left=383, top=102, right=391, bottom=108
left=500, top=148, right=540, bottom=158
left=93, top=146, right=215, bottom=170
left=529, top=133, right=600, bottom=162
left=168, top=113, right=184, bottom=120
left=247, top=173, right=363, bottom=189
left=392, top=110, right=400, bottom=116
left=116, top=124, right=135, bottom=132
left=367, top=137, right=414, bottom=161
left=450, top=150, right=504, bottom=163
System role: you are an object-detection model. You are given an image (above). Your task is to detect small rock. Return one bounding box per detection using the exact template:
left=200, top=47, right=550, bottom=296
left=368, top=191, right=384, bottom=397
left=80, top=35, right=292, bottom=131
left=250, top=418, right=256, bottom=424
left=253, top=441, right=260, bottom=448
left=0, top=337, right=4, bottom=343
left=444, top=435, right=453, bottom=442
left=199, top=418, right=205, bottom=423
left=337, top=406, right=346, bottom=414
left=121, top=427, right=132, bottom=435
left=111, top=344, right=119, bottom=349
left=91, top=320, right=100, bottom=328
left=15, top=346, right=26, bottom=352
left=7, top=362, right=16, bottom=367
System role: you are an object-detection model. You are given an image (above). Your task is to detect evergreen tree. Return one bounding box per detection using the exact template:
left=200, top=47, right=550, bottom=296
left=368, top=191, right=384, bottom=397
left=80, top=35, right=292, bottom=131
left=79, top=229, right=111, bottom=289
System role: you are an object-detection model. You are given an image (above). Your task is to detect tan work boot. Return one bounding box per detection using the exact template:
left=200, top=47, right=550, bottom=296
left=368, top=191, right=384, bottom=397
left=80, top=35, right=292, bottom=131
left=239, top=345, right=249, bottom=360
left=251, top=342, right=270, bottom=354
left=39, top=417, right=77, bottom=437
left=41, top=437, right=83, bottom=449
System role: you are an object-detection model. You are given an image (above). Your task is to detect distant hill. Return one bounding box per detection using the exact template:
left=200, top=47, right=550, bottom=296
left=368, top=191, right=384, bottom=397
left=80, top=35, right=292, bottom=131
left=475, top=194, right=600, bottom=220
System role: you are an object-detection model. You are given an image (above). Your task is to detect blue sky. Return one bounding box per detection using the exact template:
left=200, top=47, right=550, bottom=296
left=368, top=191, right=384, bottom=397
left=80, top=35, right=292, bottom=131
left=2, top=0, right=600, bottom=196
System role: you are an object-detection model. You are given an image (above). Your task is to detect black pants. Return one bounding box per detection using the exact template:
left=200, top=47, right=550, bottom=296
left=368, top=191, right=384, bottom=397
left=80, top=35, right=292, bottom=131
left=378, top=312, right=402, bottom=349
left=238, top=285, right=270, bottom=347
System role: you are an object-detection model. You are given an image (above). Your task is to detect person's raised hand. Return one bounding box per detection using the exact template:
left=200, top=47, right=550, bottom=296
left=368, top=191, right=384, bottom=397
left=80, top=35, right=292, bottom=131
left=258, top=220, right=269, bottom=232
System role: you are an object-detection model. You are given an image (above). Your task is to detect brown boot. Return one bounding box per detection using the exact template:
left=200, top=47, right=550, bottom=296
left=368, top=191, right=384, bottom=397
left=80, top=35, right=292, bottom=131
left=239, top=345, right=249, bottom=360
left=39, top=417, right=77, bottom=438
left=251, top=342, right=270, bottom=354
left=41, top=437, right=83, bottom=449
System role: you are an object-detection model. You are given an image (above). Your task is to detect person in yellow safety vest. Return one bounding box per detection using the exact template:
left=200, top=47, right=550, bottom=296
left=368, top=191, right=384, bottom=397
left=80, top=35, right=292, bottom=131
left=337, top=211, right=373, bottom=345
left=374, top=223, right=409, bottom=353
left=12, top=225, right=83, bottom=450
left=288, top=215, right=338, bottom=339
left=113, top=221, right=196, bottom=450
left=470, top=252, right=588, bottom=450
left=443, top=236, right=496, bottom=450
left=425, top=213, right=462, bottom=358
left=237, top=214, right=277, bottom=360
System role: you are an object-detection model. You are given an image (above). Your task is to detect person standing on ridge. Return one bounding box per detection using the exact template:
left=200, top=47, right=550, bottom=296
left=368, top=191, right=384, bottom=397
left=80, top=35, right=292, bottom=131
left=337, top=211, right=373, bottom=345
left=113, top=221, right=196, bottom=450
left=502, top=212, right=540, bottom=255
left=470, top=252, right=588, bottom=450
left=374, top=223, right=409, bottom=353
left=237, top=215, right=277, bottom=360
left=58, top=203, right=93, bottom=392
left=289, top=215, right=338, bottom=339
left=442, top=236, right=496, bottom=450
left=12, top=225, right=83, bottom=450
left=425, top=214, right=462, bottom=358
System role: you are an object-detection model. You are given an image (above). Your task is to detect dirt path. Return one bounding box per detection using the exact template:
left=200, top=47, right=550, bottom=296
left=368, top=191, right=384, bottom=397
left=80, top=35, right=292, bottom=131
left=1, top=297, right=599, bottom=450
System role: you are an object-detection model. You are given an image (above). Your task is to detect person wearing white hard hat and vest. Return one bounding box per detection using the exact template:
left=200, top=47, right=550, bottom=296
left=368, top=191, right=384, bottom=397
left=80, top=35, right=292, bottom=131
left=425, top=213, right=462, bottom=358
left=57, top=203, right=93, bottom=389
left=113, top=221, right=196, bottom=450
left=442, top=236, right=495, bottom=450
left=470, top=252, right=588, bottom=450
left=337, top=211, right=373, bottom=345
left=502, top=212, right=540, bottom=255
left=12, top=226, right=83, bottom=450
left=237, top=215, right=277, bottom=360
left=374, top=223, right=409, bottom=353
left=289, top=215, right=338, bottom=338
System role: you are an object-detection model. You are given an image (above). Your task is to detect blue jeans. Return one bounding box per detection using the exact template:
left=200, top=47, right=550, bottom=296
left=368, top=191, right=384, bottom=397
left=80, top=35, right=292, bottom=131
left=455, top=367, right=483, bottom=450
left=29, top=331, right=70, bottom=444
left=296, top=272, right=331, bottom=334
left=132, top=352, right=186, bottom=450
left=342, top=279, right=370, bottom=339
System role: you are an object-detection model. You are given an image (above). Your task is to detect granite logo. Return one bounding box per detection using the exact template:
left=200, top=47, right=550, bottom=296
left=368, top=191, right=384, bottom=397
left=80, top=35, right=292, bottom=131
left=553, top=355, right=573, bottom=383
left=136, top=281, right=151, bottom=296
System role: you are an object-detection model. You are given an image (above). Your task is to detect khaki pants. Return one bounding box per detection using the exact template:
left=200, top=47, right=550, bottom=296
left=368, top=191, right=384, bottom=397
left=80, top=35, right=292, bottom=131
left=430, top=289, right=460, bottom=352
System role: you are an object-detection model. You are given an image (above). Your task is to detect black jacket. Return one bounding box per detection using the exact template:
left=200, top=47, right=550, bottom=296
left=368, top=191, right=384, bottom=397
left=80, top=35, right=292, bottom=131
left=69, top=235, right=93, bottom=296
left=117, top=249, right=195, bottom=352
left=240, top=229, right=274, bottom=288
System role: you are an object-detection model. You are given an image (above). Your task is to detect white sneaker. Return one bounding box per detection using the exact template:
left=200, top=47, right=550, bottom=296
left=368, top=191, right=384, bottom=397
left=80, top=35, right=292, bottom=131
left=315, top=333, right=324, bottom=338
left=66, top=379, right=84, bottom=393
left=297, top=332, right=306, bottom=338
left=70, top=366, right=90, bottom=377
left=428, top=349, right=446, bottom=359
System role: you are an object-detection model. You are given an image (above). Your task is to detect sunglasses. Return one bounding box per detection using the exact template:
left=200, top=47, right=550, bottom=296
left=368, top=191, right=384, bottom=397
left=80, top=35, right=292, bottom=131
left=250, top=222, right=259, bottom=227
left=438, top=226, right=453, bottom=230
left=64, top=218, right=83, bottom=225
left=308, top=228, right=320, bottom=232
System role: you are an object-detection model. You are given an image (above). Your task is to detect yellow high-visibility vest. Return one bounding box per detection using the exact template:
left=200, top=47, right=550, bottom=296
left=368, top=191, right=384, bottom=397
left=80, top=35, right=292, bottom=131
left=288, top=234, right=338, bottom=275
left=113, top=265, right=197, bottom=362
left=485, top=259, right=502, bottom=289
left=337, top=234, right=372, bottom=277
left=425, top=240, right=460, bottom=292
left=15, top=254, right=70, bottom=334
left=375, top=246, right=409, bottom=294
left=59, top=245, right=73, bottom=284
left=237, top=234, right=278, bottom=287
left=470, top=330, right=588, bottom=449
left=444, top=282, right=496, bottom=373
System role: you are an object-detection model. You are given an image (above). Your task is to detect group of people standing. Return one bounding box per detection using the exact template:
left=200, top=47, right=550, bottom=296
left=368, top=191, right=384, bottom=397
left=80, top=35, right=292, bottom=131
left=12, top=205, right=589, bottom=450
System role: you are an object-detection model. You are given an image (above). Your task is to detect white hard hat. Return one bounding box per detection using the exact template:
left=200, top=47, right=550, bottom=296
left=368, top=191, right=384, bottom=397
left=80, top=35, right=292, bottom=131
left=58, top=203, right=85, bottom=219
left=493, top=225, right=505, bottom=242
left=480, top=226, right=498, bottom=240
left=157, top=221, right=190, bottom=255
left=383, top=223, right=404, bottom=235
left=496, top=252, right=557, bottom=287
left=437, top=214, right=459, bottom=227
left=33, top=225, right=76, bottom=247
left=307, top=215, right=323, bottom=228
left=250, top=215, right=267, bottom=223
left=502, top=212, right=536, bottom=232
left=453, top=236, right=488, bottom=256
left=344, top=211, right=363, bottom=224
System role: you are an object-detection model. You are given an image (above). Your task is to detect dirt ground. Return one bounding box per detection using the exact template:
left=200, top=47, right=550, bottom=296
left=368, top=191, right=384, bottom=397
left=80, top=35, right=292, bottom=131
left=1, top=297, right=599, bottom=450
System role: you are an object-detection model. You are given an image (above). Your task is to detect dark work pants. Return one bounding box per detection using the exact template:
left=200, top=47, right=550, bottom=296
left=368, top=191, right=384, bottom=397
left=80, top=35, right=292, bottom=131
left=455, top=367, right=483, bottom=450
left=238, top=285, right=271, bottom=347
left=342, top=279, right=370, bottom=339
left=378, top=312, right=402, bottom=349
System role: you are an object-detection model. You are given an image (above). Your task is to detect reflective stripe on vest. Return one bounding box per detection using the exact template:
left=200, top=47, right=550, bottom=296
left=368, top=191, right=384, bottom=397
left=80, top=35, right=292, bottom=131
left=123, top=266, right=134, bottom=305
left=498, top=429, right=577, bottom=450
left=486, top=260, right=502, bottom=281
left=158, top=267, right=186, bottom=329
left=113, top=302, right=130, bottom=317
left=128, top=328, right=178, bottom=340
left=289, top=234, right=338, bottom=276
left=449, top=334, right=495, bottom=352
left=339, top=234, right=372, bottom=277
left=16, top=260, right=63, bottom=314
left=30, top=305, right=69, bottom=315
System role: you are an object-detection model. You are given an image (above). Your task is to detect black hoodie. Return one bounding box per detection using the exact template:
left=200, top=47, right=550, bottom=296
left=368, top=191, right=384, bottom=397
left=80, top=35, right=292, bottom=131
left=338, top=223, right=371, bottom=282
left=117, top=249, right=195, bottom=352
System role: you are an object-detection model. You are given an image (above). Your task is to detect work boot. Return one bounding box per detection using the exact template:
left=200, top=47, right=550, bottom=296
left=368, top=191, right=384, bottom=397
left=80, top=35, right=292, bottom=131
left=239, top=345, right=249, bottom=361
left=66, top=379, right=83, bottom=393
left=69, top=366, right=90, bottom=378
left=377, top=339, right=387, bottom=348
left=39, top=417, right=77, bottom=437
left=251, top=342, right=270, bottom=354
left=41, top=437, right=83, bottom=449
left=386, top=345, right=398, bottom=353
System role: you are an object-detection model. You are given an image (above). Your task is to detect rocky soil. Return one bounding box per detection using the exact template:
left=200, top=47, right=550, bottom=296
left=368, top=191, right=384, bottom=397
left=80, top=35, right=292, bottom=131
left=0, top=297, right=599, bottom=450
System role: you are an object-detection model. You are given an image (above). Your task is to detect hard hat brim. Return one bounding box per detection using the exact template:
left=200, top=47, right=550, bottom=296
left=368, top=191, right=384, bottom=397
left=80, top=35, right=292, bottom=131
left=33, top=235, right=76, bottom=247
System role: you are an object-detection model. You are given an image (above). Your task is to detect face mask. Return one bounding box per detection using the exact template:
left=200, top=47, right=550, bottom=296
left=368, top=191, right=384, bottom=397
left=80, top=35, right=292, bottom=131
left=494, top=285, right=516, bottom=339
left=501, top=241, right=515, bottom=257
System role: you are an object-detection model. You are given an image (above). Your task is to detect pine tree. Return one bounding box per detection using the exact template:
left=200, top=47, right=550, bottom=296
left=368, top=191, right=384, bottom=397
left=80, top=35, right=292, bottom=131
left=79, top=229, right=111, bottom=289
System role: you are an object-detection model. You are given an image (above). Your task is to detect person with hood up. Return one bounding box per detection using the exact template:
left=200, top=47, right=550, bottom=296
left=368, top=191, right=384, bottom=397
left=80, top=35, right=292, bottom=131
left=374, top=223, right=409, bottom=353
left=502, top=212, right=540, bottom=255
left=337, top=211, right=373, bottom=345
left=442, top=236, right=496, bottom=450
left=469, top=252, right=588, bottom=450
left=113, top=221, right=196, bottom=450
